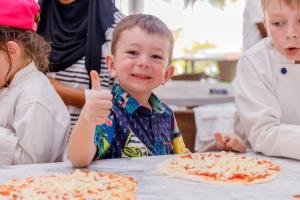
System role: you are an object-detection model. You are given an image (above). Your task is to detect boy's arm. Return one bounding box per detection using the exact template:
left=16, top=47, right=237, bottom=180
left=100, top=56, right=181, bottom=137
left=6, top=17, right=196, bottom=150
left=68, top=71, right=112, bottom=167
left=171, top=113, right=190, bottom=154
left=68, top=115, right=97, bottom=167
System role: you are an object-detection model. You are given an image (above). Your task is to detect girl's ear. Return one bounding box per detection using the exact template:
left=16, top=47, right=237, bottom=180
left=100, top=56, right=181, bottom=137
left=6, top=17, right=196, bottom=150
left=2, top=41, right=21, bottom=86
left=163, top=65, right=174, bottom=84
left=6, top=41, right=20, bottom=62
left=106, top=55, right=117, bottom=77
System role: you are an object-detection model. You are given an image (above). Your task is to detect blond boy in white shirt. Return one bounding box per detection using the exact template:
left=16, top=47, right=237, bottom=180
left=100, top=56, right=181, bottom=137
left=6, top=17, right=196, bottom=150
left=235, top=0, right=300, bottom=160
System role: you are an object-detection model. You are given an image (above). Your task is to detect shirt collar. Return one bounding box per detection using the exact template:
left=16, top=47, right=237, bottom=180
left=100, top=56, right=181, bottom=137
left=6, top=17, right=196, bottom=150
left=112, top=84, right=166, bottom=116
left=9, top=62, right=37, bottom=88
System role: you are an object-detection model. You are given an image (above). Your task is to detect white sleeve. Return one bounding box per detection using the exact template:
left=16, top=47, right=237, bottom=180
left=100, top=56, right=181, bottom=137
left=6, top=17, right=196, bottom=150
left=12, top=101, right=69, bottom=165
left=0, top=127, right=18, bottom=165
left=248, top=0, right=264, bottom=24
left=234, top=56, right=300, bottom=160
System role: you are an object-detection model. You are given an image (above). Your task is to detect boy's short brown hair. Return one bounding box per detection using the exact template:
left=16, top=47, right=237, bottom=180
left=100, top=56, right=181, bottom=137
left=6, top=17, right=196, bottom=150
left=111, top=14, right=174, bottom=64
left=261, top=0, right=300, bottom=13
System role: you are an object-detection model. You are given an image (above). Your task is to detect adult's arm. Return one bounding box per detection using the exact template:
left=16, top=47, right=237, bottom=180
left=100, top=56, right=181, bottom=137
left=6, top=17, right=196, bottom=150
left=48, top=77, right=85, bottom=108
left=257, top=22, right=268, bottom=38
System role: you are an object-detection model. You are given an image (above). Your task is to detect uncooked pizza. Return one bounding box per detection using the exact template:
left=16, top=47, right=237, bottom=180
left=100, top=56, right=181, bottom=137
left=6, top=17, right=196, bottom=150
left=158, top=151, right=280, bottom=184
left=0, top=170, right=136, bottom=200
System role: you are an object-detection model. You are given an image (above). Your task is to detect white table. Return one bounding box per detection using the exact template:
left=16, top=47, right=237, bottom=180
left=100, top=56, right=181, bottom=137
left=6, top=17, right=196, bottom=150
left=154, top=80, right=234, bottom=107
left=0, top=153, right=300, bottom=200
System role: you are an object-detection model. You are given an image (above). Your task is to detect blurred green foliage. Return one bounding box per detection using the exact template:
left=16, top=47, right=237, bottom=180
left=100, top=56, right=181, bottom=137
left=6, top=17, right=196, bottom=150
left=172, top=59, right=220, bottom=77
left=171, top=0, right=238, bottom=78
left=183, top=0, right=238, bottom=9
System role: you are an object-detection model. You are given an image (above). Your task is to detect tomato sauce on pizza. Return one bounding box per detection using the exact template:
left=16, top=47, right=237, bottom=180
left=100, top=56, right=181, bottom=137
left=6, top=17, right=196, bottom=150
left=0, top=170, right=136, bottom=200
left=158, top=151, right=280, bottom=184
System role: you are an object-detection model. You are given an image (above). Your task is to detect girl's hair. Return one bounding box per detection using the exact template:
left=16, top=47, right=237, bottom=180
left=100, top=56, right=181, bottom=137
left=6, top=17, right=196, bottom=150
left=111, top=14, right=174, bottom=64
left=262, top=0, right=300, bottom=12
left=0, top=26, right=50, bottom=73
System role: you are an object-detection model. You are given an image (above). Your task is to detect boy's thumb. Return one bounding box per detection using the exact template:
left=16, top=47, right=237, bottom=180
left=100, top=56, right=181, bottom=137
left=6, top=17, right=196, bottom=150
left=90, top=70, right=101, bottom=91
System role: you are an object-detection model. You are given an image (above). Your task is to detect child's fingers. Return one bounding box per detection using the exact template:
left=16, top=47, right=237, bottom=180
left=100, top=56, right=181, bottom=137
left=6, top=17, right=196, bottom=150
left=94, top=100, right=113, bottom=111
left=223, top=135, right=230, bottom=144
left=226, top=138, right=237, bottom=148
left=90, top=70, right=101, bottom=91
left=226, top=138, right=246, bottom=152
left=233, top=141, right=246, bottom=152
left=95, top=116, right=107, bottom=125
left=83, top=92, right=112, bottom=124
left=85, top=106, right=111, bottom=125
left=93, top=90, right=113, bottom=101
left=227, top=136, right=241, bottom=147
left=94, top=108, right=111, bottom=119
left=214, top=132, right=223, bottom=150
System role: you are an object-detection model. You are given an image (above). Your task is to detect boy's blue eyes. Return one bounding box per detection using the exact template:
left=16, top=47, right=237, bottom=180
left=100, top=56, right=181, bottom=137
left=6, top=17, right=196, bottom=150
left=127, top=50, right=138, bottom=56
left=272, top=21, right=284, bottom=27
left=151, top=55, right=163, bottom=60
left=271, top=19, right=300, bottom=27
left=126, top=51, right=163, bottom=60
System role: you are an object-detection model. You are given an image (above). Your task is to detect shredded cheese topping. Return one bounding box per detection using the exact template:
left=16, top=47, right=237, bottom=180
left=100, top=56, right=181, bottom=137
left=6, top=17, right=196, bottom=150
left=0, top=170, right=136, bottom=200
left=160, top=151, right=280, bottom=183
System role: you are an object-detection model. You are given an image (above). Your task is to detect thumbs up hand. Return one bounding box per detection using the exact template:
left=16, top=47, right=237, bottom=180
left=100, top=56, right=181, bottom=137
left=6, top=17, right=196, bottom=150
left=90, top=70, right=101, bottom=91
left=81, top=70, right=113, bottom=125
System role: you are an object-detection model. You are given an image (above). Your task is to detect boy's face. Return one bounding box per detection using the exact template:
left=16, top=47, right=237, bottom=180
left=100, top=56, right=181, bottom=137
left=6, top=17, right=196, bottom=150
left=107, top=26, right=173, bottom=97
left=265, top=0, right=300, bottom=62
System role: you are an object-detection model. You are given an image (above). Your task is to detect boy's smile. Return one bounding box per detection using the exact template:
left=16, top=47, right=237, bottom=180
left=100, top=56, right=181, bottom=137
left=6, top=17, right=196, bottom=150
left=131, top=73, right=151, bottom=80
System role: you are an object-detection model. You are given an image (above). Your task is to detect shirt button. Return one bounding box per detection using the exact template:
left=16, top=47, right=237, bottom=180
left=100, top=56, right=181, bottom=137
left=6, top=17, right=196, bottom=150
left=281, top=67, right=287, bottom=75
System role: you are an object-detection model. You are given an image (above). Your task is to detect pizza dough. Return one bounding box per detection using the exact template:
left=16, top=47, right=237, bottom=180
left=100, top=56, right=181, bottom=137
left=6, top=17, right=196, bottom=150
left=158, top=151, right=280, bottom=185
left=0, top=170, right=137, bottom=200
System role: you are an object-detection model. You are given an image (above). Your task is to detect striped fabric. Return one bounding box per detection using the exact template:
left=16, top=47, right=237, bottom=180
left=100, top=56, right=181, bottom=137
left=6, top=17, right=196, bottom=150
left=48, top=11, right=125, bottom=128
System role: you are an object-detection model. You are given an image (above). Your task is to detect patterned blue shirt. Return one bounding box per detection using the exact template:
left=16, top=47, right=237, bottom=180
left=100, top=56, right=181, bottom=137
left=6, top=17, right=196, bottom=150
left=94, top=84, right=188, bottom=159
